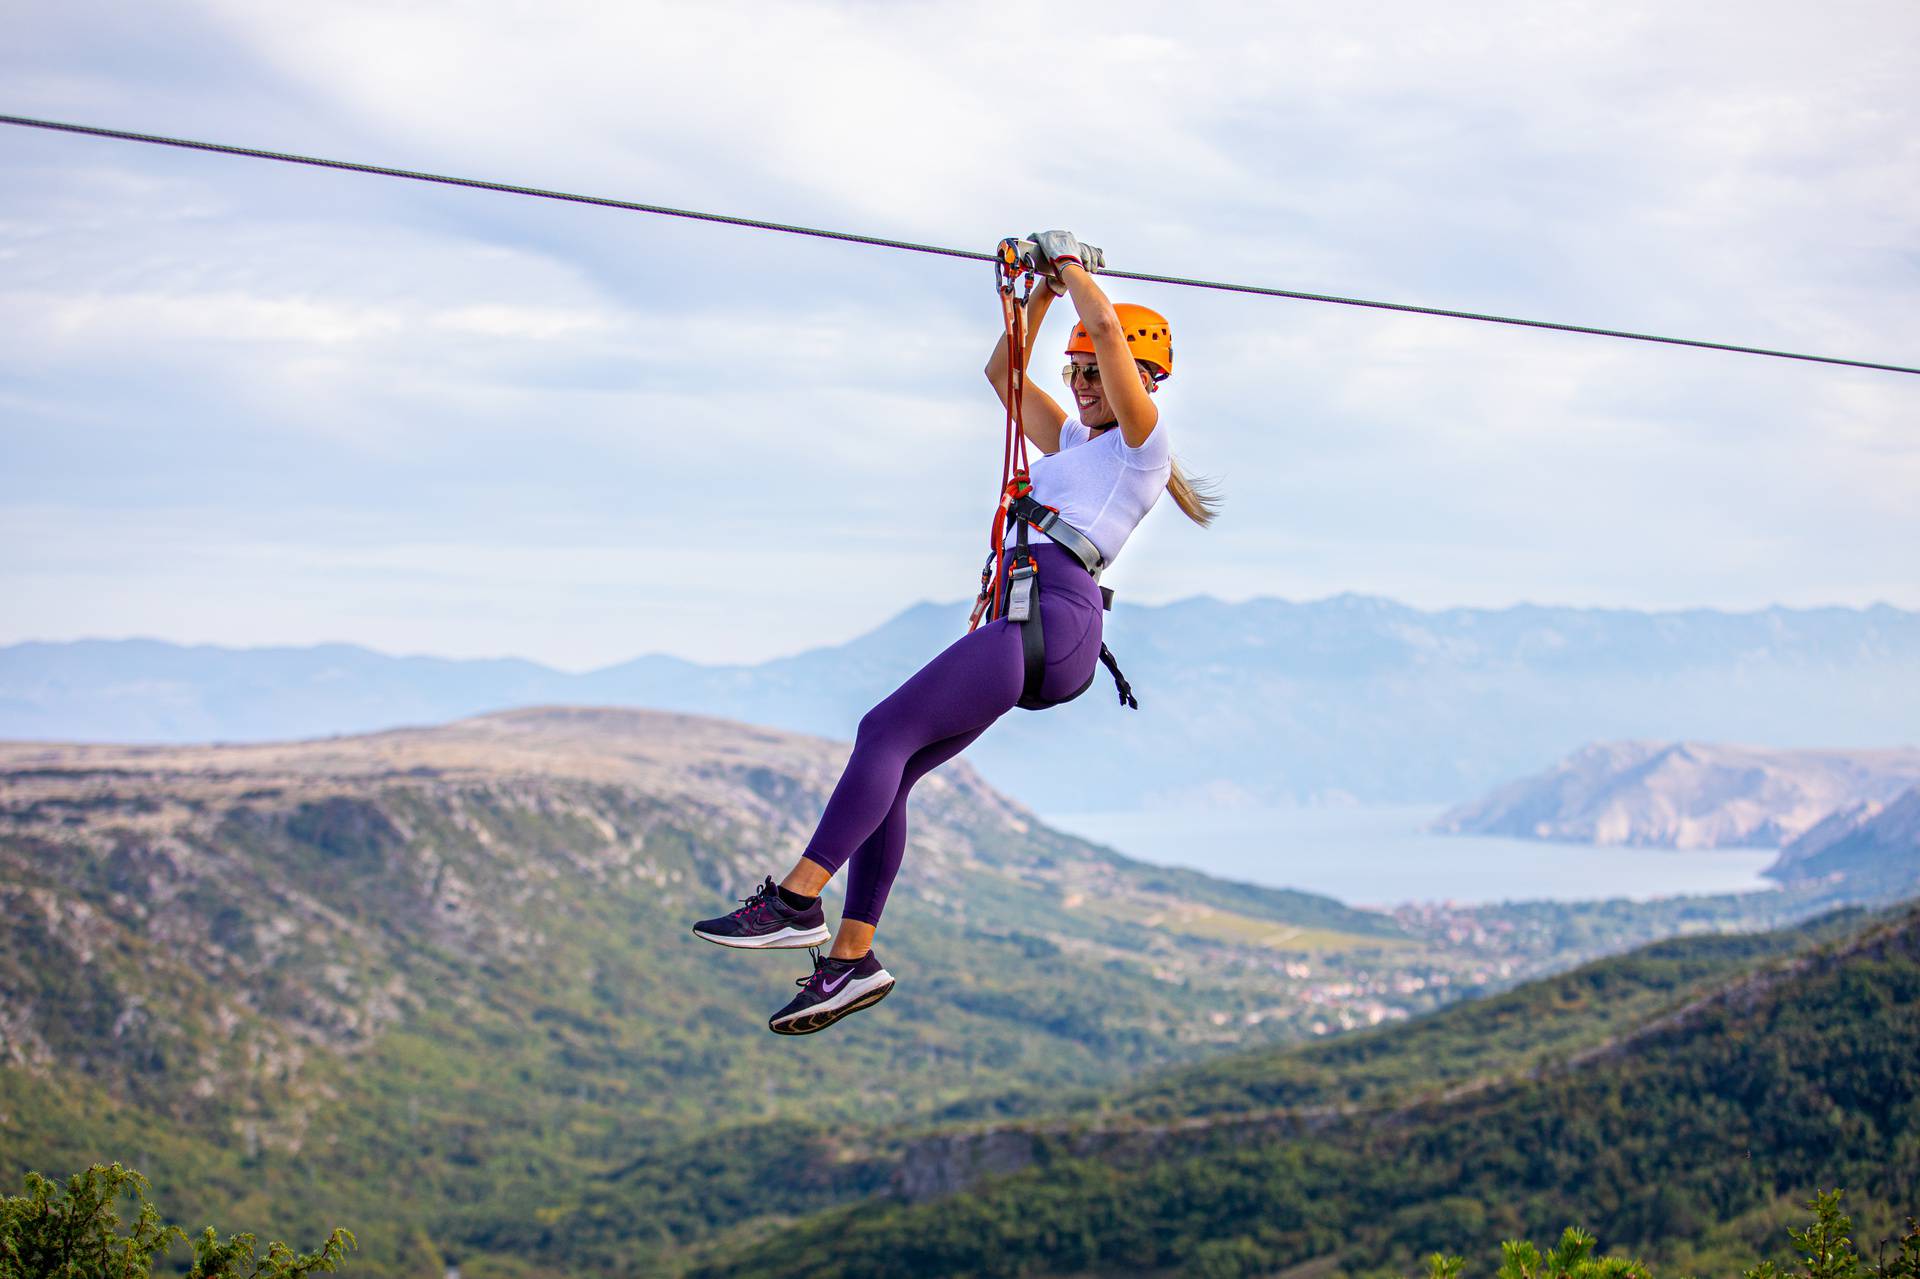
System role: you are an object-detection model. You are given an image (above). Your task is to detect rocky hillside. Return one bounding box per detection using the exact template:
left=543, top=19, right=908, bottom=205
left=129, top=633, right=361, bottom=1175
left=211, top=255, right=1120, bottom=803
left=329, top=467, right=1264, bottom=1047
left=2, top=705, right=1416, bottom=1277
left=8, top=707, right=1899, bottom=1277
left=0, top=704, right=1408, bottom=1106
left=1768, top=784, right=1920, bottom=884
left=1434, top=739, right=1920, bottom=850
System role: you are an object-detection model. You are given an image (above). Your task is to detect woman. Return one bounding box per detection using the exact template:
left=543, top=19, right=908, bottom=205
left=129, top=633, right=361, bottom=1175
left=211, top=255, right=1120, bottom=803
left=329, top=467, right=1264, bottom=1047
left=692, top=230, right=1221, bottom=1035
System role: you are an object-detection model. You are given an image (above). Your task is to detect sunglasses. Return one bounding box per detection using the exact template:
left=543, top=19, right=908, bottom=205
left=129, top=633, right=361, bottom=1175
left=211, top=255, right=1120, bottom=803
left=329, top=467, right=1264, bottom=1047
left=1060, top=362, right=1102, bottom=385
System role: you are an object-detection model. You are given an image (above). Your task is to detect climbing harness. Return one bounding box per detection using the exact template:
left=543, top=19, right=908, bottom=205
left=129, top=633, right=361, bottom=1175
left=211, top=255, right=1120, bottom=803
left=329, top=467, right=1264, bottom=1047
left=967, top=241, right=1139, bottom=712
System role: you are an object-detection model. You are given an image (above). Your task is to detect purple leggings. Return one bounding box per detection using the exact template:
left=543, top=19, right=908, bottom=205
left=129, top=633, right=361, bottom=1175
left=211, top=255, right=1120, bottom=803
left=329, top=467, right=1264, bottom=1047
left=800, top=542, right=1106, bottom=925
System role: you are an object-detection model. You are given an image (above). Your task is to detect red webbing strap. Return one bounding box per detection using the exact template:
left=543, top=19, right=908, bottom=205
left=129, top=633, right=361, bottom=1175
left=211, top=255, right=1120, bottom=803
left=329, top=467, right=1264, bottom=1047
left=969, top=244, right=1037, bottom=632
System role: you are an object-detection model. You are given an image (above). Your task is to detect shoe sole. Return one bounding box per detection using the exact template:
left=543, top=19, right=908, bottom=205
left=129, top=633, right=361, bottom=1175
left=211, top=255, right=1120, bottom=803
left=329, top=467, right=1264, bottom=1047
left=691, top=924, right=832, bottom=949
left=769, top=979, right=896, bottom=1035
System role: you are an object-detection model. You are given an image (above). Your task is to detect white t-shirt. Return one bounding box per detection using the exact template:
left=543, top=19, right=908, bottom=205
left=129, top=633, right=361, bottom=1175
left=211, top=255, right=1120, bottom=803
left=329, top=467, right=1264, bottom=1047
left=1022, top=414, right=1172, bottom=567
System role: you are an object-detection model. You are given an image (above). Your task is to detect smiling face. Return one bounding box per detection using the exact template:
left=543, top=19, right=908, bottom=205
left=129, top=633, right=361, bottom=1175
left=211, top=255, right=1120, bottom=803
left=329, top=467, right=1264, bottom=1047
left=1063, top=355, right=1158, bottom=428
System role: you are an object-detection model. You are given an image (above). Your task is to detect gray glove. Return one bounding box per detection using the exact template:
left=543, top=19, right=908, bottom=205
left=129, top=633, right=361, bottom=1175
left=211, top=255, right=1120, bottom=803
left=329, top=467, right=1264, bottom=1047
left=1028, top=229, right=1105, bottom=275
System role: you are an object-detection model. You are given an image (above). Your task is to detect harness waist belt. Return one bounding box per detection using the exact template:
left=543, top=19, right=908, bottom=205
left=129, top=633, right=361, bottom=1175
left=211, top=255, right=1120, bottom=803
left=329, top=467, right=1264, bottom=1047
left=1009, top=494, right=1103, bottom=574
left=995, top=499, right=1137, bottom=711
left=1008, top=494, right=1114, bottom=611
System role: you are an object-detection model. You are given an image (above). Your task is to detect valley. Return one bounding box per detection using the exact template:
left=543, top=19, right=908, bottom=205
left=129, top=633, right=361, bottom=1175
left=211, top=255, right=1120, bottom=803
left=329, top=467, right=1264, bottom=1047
left=2, top=707, right=1912, bottom=1277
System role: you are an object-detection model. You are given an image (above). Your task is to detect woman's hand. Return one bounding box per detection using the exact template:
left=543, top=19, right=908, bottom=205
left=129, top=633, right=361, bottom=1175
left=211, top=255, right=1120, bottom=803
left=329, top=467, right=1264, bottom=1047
left=1028, top=229, right=1104, bottom=275
left=983, top=244, right=1069, bottom=451
left=1029, top=230, right=1105, bottom=294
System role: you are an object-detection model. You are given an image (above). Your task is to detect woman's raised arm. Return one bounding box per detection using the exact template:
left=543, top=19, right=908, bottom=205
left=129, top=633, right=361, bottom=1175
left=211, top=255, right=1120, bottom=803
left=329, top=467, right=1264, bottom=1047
left=1054, top=260, right=1158, bottom=449
left=983, top=281, right=1069, bottom=454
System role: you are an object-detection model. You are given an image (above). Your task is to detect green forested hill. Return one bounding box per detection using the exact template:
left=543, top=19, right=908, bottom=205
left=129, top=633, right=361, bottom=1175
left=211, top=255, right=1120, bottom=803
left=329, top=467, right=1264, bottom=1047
left=7, top=709, right=1908, bottom=1278
left=701, top=903, right=1920, bottom=1279
left=1, top=707, right=1414, bottom=1277
left=1100, top=909, right=1874, bottom=1123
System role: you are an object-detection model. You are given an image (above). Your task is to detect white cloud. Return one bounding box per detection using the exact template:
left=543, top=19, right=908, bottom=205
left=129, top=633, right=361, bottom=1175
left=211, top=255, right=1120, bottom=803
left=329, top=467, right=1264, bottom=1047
left=2, top=0, right=1917, bottom=664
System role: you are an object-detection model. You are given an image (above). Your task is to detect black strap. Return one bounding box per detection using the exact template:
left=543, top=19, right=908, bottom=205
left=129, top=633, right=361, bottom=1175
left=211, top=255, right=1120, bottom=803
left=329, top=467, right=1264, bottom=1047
left=1007, top=493, right=1106, bottom=591
left=996, top=509, right=1136, bottom=712
left=1010, top=520, right=1047, bottom=707
left=1099, top=643, right=1138, bottom=709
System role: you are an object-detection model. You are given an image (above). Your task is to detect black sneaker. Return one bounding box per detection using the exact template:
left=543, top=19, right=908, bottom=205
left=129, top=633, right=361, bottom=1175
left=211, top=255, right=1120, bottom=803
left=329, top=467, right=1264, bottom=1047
left=691, top=876, right=831, bottom=950
left=769, top=949, right=895, bottom=1035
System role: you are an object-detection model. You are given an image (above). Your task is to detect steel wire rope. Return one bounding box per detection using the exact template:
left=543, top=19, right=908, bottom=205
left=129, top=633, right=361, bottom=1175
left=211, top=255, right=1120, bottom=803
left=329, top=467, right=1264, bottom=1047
left=3, top=112, right=1916, bottom=378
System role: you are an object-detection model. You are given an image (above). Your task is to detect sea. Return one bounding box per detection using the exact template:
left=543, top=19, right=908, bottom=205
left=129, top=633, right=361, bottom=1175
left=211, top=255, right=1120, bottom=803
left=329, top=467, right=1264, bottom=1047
left=1035, top=802, right=1781, bottom=909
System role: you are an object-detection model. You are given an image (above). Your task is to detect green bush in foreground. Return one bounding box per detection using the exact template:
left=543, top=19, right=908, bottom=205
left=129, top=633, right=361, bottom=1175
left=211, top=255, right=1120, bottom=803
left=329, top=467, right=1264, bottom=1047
left=1415, top=1227, right=1648, bottom=1279
left=1409, top=1195, right=1919, bottom=1279
left=5, top=1163, right=1914, bottom=1279
left=0, top=1163, right=354, bottom=1279
left=1741, top=1191, right=1920, bottom=1279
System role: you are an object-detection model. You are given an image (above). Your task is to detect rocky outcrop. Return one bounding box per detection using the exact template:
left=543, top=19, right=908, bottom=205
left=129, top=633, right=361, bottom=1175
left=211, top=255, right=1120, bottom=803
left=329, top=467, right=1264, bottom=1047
left=1767, top=785, right=1920, bottom=884
left=0, top=706, right=1397, bottom=1140
left=1434, top=740, right=1920, bottom=849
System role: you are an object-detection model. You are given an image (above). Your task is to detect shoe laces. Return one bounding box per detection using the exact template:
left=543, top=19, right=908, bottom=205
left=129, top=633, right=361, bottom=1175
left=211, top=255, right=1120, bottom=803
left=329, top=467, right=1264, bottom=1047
left=797, top=946, right=851, bottom=990
left=729, top=876, right=779, bottom=920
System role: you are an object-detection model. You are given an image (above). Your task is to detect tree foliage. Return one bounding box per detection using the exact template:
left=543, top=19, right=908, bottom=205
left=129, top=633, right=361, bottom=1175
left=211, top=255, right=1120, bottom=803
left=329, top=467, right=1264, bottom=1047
left=0, top=1163, right=354, bottom=1279
left=1743, top=1191, right=1920, bottom=1279
left=698, top=908, right=1920, bottom=1279
left=1415, top=1196, right=1920, bottom=1279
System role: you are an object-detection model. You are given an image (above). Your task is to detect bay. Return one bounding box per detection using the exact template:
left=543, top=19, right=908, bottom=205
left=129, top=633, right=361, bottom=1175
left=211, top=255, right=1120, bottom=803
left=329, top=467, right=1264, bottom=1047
left=1036, top=802, right=1781, bottom=908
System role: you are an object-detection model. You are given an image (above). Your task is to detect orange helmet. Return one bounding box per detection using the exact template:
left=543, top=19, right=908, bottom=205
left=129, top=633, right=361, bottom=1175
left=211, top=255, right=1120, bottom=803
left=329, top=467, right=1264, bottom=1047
left=1065, top=303, right=1172, bottom=381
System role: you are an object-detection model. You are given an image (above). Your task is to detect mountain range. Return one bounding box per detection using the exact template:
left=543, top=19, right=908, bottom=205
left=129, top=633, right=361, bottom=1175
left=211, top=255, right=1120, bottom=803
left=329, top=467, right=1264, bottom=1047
left=6, top=706, right=1898, bottom=1277
left=7, top=596, right=1919, bottom=811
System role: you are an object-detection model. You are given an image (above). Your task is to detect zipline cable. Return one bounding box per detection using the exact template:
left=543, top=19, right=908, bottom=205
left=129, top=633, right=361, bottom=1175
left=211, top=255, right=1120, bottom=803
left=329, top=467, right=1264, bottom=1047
left=3, top=112, right=1916, bottom=378
left=1, top=115, right=996, bottom=262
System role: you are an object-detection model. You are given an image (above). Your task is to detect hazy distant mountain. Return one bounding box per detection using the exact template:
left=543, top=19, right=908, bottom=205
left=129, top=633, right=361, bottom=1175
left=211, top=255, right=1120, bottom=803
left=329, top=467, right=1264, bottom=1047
left=6, top=596, right=1919, bottom=810
left=0, top=638, right=565, bottom=742
left=1435, top=740, right=1920, bottom=850
left=1768, top=784, right=1920, bottom=884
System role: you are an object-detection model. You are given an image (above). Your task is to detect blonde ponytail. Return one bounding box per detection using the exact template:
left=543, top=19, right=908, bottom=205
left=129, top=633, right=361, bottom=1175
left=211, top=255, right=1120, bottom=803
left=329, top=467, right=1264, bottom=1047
left=1167, top=458, right=1223, bottom=527
left=1129, top=358, right=1221, bottom=528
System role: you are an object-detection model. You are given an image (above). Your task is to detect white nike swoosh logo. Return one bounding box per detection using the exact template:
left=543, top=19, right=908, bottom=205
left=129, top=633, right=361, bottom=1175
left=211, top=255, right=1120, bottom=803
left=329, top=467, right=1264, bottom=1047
left=819, top=970, right=852, bottom=995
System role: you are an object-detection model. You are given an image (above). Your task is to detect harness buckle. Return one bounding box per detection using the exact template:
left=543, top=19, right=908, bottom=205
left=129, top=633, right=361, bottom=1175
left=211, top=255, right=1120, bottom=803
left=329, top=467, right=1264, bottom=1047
left=1004, top=559, right=1038, bottom=623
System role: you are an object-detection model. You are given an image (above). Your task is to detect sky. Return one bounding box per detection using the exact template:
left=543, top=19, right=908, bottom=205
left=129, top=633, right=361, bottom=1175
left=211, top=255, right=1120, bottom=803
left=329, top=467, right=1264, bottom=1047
left=3, top=0, right=1917, bottom=670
